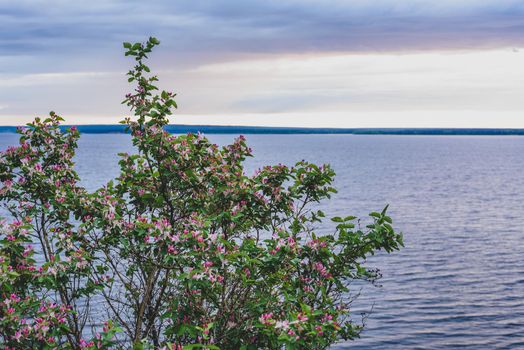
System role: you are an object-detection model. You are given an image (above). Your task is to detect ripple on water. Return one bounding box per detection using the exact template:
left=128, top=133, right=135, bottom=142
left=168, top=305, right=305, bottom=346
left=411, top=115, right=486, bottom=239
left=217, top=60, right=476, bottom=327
left=1, top=134, right=524, bottom=349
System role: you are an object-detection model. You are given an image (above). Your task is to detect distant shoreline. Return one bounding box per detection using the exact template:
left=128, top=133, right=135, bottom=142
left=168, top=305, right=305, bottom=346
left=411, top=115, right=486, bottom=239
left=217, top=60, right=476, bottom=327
left=1, top=124, right=524, bottom=135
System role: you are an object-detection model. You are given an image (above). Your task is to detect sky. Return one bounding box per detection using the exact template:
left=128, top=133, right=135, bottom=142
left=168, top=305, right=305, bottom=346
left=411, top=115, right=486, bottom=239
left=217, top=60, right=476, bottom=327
left=1, top=0, right=524, bottom=127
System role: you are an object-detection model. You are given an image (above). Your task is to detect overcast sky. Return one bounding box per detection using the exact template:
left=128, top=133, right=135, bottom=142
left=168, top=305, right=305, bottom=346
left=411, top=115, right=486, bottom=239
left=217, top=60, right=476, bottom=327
left=1, top=0, right=524, bottom=127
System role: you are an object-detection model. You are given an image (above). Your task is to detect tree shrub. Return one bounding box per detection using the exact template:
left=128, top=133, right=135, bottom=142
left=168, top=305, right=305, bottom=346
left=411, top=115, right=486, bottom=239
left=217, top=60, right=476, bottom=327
left=0, top=37, right=403, bottom=350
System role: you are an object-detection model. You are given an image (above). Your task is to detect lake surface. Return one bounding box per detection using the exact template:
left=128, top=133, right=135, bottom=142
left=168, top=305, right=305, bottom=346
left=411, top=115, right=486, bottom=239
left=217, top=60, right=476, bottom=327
left=1, top=133, right=524, bottom=349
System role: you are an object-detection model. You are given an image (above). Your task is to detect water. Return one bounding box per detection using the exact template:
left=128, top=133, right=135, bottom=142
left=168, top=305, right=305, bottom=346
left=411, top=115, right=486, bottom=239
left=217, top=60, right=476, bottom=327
left=1, top=133, right=524, bottom=349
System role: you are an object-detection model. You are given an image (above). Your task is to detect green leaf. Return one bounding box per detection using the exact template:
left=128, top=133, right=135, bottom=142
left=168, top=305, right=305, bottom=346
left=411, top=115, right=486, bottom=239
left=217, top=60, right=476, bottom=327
left=132, top=342, right=145, bottom=350
left=183, top=345, right=220, bottom=350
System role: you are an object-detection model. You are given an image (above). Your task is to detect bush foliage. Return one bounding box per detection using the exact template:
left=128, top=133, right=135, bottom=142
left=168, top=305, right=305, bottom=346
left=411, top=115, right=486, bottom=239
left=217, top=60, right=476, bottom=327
left=0, top=38, right=403, bottom=349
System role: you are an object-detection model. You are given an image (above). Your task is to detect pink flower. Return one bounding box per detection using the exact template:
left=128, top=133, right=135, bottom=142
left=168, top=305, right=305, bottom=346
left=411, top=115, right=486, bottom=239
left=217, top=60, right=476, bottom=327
left=314, top=262, right=332, bottom=279
left=14, top=330, right=22, bottom=341
left=167, top=245, right=177, bottom=254
left=275, top=320, right=290, bottom=330
left=297, top=313, right=308, bottom=322
left=2, top=179, right=13, bottom=188
left=259, top=313, right=274, bottom=326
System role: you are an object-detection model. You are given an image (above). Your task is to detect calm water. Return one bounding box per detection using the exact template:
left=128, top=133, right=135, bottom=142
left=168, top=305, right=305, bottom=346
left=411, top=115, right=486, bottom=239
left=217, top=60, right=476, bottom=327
left=1, top=133, right=524, bottom=349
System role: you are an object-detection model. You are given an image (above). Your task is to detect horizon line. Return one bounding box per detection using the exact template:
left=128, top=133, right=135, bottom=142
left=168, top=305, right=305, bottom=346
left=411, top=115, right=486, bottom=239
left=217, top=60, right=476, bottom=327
left=1, top=124, right=524, bottom=135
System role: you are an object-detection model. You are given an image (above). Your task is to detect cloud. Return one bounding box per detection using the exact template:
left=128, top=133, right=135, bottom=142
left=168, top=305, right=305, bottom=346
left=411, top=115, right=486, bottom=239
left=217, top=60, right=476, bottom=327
left=1, top=0, right=524, bottom=127
left=190, top=49, right=524, bottom=112
left=1, top=0, right=524, bottom=68
left=0, top=71, right=118, bottom=87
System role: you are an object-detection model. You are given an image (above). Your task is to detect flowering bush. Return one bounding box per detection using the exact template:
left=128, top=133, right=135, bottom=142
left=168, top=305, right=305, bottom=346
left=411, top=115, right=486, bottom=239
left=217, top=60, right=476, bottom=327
left=0, top=37, right=403, bottom=349
left=0, top=219, right=119, bottom=349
